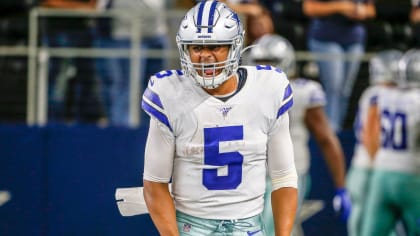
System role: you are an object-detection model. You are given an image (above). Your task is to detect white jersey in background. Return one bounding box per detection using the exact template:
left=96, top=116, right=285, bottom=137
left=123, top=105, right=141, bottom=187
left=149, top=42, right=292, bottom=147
left=375, top=87, right=420, bottom=173
left=351, top=85, right=382, bottom=169
left=142, top=65, right=296, bottom=219
left=289, top=78, right=326, bottom=175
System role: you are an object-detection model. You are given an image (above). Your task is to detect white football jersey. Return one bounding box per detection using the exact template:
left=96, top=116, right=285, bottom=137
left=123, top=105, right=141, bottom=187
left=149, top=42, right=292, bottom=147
left=351, top=85, right=382, bottom=169
left=374, top=87, right=420, bottom=174
left=141, top=65, right=294, bottom=219
left=289, top=78, right=326, bottom=175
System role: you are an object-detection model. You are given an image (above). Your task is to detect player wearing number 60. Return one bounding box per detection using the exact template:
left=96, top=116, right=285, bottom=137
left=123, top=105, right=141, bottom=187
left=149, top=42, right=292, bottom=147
left=140, top=1, right=298, bottom=236
left=361, top=49, right=420, bottom=236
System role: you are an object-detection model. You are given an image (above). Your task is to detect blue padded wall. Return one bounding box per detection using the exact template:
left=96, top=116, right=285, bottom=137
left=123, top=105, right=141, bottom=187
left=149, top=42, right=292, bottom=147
left=0, top=125, right=45, bottom=236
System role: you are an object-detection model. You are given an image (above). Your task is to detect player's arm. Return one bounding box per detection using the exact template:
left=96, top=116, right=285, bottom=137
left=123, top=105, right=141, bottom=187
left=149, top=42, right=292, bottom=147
left=268, top=113, right=298, bottom=236
left=362, top=103, right=380, bottom=159
left=304, top=106, right=346, bottom=189
left=304, top=106, right=351, bottom=222
left=271, top=187, right=298, bottom=236
left=142, top=119, right=179, bottom=236
left=143, top=181, right=178, bottom=236
left=305, top=105, right=351, bottom=221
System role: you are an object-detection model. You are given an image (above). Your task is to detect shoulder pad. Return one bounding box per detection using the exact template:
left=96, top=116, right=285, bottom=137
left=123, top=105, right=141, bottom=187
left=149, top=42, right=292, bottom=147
left=142, top=69, right=210, bottom=130
left=141, top=70, right=184, bottom=131
left=146, top=70, right=184, bottom=91
left=244, top=65, right=293, bottom=118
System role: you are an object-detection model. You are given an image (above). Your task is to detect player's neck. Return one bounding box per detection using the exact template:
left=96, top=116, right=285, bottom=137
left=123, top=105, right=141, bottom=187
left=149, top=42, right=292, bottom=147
left=204, top=74, right=238, bottom=97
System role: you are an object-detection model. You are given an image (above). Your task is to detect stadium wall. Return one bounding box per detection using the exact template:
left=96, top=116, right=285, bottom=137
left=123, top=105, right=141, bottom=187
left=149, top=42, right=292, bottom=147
left=0, top=125, right=355, bottom=236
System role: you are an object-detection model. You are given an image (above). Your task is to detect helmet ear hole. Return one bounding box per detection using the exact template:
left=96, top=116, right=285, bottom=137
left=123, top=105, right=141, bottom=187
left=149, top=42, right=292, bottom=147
left=176, top=0, right=244, bottom=89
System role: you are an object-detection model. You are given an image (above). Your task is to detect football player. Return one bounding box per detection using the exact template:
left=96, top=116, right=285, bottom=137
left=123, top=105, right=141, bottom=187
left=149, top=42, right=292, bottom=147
left=141, top=1, right=298, bottom=235
left=347, top=49, right=403, bottom=236
left=247, top=34, right=349, bottom=236
left=361, top=49, right=420, bottom=236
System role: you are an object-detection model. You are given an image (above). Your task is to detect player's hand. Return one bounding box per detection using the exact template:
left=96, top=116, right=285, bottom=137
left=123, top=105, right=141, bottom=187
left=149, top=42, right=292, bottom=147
left=333, top=188, right=351, bottom=222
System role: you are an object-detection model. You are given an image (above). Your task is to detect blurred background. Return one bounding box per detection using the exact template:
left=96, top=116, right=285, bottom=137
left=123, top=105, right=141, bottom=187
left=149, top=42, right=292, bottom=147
left=0, top=0, right=416, bottom=235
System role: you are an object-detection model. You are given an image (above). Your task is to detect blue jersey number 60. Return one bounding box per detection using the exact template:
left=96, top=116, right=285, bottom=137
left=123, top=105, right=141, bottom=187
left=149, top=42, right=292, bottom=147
left=381, top=109, right=407, bottom=150
left=203, top=126, right=244, bottom=190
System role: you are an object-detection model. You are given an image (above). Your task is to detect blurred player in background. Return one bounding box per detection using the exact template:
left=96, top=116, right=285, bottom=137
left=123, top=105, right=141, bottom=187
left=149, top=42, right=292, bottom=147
left=361, top=49, right=420, bottom=236
left=141, top=1, right=297, bottom=235
left=246, top=34, right=349, bottom=236
left=346, top=49, right=403, bottom=236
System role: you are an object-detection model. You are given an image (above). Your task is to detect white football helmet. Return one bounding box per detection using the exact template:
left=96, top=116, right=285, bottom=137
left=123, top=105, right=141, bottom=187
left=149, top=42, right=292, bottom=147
left=398, top=49, right=420, bottom=88
left=176, top=0, right=244, bottom=89
left=248, top=34, right=296, bottom=77
left=369, top=49, right=403, bottom=85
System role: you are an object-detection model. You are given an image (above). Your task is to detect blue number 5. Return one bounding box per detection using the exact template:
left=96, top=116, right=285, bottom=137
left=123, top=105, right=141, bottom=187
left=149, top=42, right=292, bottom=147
left=203, top=126, right=244, bottom=190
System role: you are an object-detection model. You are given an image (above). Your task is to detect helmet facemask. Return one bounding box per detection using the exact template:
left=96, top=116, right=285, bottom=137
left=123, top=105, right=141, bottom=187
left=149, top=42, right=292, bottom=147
left=177, top=39, right=242, bottom=89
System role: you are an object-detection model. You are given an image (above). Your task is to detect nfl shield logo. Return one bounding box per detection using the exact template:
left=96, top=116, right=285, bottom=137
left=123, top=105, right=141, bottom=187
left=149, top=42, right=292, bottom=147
left=220, top=106, right=232, bottom=118
left=183, top=223, right=192, bottom=232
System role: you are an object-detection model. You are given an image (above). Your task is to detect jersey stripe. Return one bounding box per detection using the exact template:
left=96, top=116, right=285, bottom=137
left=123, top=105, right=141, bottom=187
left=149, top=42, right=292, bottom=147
left=277, top=84, right=293, bottom=118
left=141, top=101, right=172, bottom=131
left=143, top=87, right=164, bottom=109
left=277, top=98, right=293, bottom=118
left=283, top=83, right=292, bottom=100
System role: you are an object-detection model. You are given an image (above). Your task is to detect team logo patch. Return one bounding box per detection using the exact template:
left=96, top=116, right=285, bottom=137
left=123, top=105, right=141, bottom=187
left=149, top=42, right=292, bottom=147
left=220, top=106, right=232, bottom=118
left=183, top=223, right=192, bottom=232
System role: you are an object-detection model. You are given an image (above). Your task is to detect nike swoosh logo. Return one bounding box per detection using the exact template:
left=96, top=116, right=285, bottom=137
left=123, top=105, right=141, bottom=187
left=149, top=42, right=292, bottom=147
left=247, top=229, right=262, bottom=236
